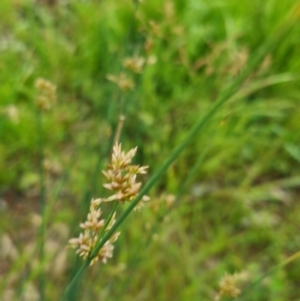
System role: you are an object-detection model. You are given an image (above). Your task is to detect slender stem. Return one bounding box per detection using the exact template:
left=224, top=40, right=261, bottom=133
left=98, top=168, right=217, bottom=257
left=235, top=251, right=300, bottom=301
left=61, top=15, right=295, bottom=301
left=60, top=59, right=249, bottom=301
left=113, top=115, right=126, bottom=145
left=37, top=110, right=46, bottom=301
left=60, top=261, right=89, bottom=301
left=4, top=111, right=49, bottom=298
left=78, top=16, right=295, bottom=264
left=96, top=88, right=232, bottom=247
left=176, top=145, right=211, bottom=202
left=61, top=86, right=229, bottom=301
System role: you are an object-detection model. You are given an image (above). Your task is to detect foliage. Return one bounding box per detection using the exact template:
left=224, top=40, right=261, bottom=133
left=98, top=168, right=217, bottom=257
left=1, top=0, right=300, bottom=300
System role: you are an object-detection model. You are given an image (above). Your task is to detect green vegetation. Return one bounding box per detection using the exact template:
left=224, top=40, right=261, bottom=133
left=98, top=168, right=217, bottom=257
left=1, top=0, right=300, bottom=300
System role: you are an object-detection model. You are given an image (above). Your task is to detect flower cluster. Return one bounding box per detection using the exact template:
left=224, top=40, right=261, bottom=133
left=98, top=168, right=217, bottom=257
left=123, top=57, right=145, bottom=74
left=106, top=73, right=135, bottom=92
left=69, top=143, right=149, bottom=265
left=35, top=78, right=56, bottom=110
left=215, top=273, right=241, bottom=300
left=69, top=199, right=120, bottom=265
left=103, top=143, right=149, bottom=206
left=1, top=105, right=19, bottom=123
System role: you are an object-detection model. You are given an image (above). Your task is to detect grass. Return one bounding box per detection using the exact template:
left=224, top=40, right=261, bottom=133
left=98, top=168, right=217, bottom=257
left=1, top=0, right=300, bottom=300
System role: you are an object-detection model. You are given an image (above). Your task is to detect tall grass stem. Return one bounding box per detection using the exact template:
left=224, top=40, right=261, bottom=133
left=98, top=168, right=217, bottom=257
left=60, top=11, right=296, bottom=301
left=37, top=110, right=46, bottom=301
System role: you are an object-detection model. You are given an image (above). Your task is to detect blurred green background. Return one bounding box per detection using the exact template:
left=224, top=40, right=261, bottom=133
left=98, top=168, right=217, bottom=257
left=0, top=0, right=300, bottom=300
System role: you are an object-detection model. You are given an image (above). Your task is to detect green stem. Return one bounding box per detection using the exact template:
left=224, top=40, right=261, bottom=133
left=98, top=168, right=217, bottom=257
left=235, top=251, right=300, bottom=301
left=60, top=261, right=89, bottom=301
left=60, top=17, right=295, bottom=301
left=176, top=145, right=211, bottom=202
left=87, top=13, right=295, bottom=261
left=37, top=110, right=46, bottom=301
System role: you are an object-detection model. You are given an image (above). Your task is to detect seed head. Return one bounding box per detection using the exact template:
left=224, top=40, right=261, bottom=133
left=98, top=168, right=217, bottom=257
left=35, top=78, right=56, bottom=110
left=2, top=105, right=19, bottom=123
left=106, top=73, right=135, bottom=91
left=215, top=273, right=241, bottom=300
left=102, top=143, right=149, bottom=207
left=68, top=199, right=120, bottom=265
left=69, top=142, right=149, bottom=266
left=123, top=57, right=145, bottom=73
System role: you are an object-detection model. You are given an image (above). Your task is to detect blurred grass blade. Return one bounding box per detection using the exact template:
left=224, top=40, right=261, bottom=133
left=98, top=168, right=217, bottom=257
left=230, top=73, right=296, bottom=103
left=235, top=250, right=300, bottom=301
left=284, top=143, right=300, bottom=163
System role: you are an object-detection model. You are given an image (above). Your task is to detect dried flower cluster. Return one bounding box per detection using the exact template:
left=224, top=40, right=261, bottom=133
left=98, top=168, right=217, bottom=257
left=149, top=21, right=161, bottom=37
left=2, top=105, right=19, bottom=123
left=69, top=143, right=149, bottom=265
left=69, top=199, right=120, bottom=265
left=35, top=78, right=56, bottom=110
left=123, top=57, right=145, bottom=73
left=103, top=143, right=149, bottom=206
left=106, top=73, right=135, bottom=92
left=215, top=273, right=241, bottom=300
left=149, top=193, right=175, bottom=212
